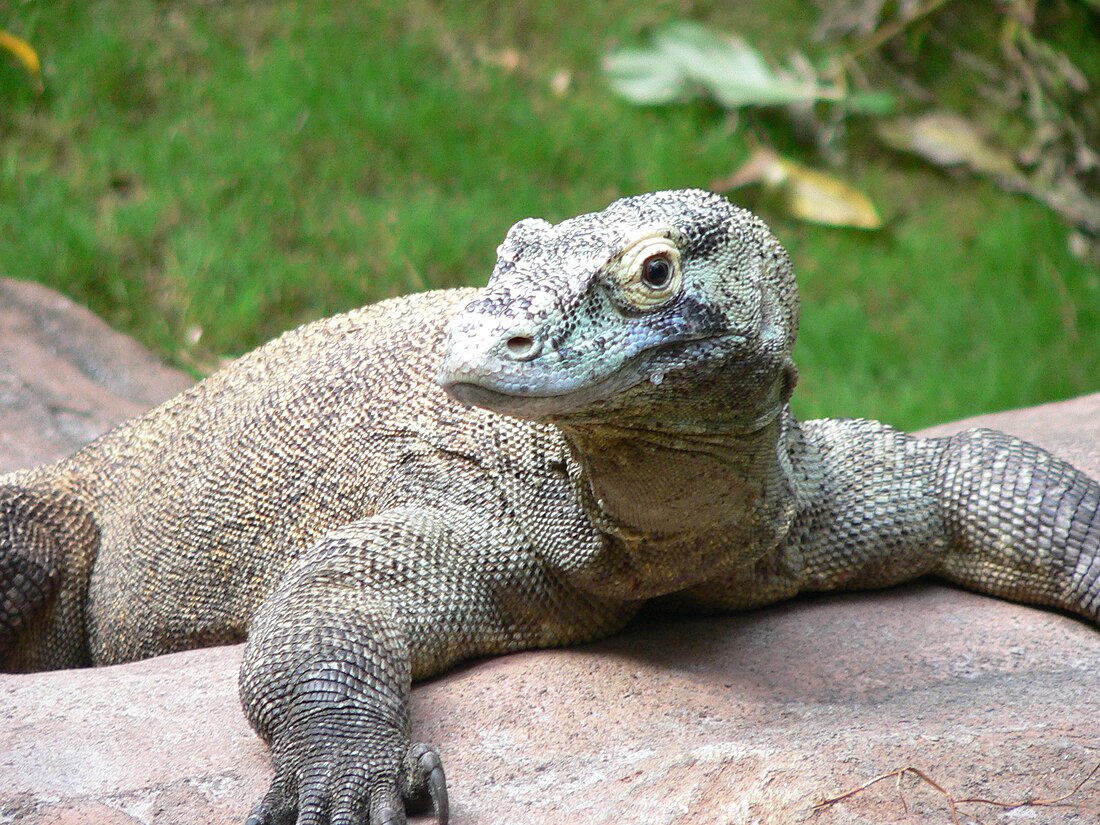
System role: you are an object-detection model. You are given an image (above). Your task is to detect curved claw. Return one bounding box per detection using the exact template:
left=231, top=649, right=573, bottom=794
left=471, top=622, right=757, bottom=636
left=420, top=747, right=449, bottom=825
left=245, top=786, right=290, bottom=825
left=244, top=740, right=447, bottom=825
left=406, top=743, right=449, bottom=825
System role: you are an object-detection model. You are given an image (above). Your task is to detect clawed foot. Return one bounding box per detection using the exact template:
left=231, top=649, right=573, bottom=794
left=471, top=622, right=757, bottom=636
left=245, top=741, right=448, bottom=825
left=402, top=743, right=448, bottom=824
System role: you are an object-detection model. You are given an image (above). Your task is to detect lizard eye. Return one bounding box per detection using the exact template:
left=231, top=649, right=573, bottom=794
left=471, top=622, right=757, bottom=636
left=641, top=255, right=673, bottom=290
left=617, top=234, right=683, bottom=310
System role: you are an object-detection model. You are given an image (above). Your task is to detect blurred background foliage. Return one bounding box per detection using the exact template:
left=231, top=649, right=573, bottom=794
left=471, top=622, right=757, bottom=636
left=0, top=0, right=1097, bottom=429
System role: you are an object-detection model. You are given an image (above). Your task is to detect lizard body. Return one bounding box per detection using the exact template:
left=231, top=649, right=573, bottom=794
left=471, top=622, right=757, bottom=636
left=1, top=190, right=1097, bottom=824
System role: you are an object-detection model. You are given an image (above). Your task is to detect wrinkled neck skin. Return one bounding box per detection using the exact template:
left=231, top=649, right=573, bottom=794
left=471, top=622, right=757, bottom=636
left=550, top=360, right=799, bottom=601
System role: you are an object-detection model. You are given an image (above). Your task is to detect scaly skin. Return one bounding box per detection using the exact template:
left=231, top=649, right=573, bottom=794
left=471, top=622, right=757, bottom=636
left=1, top=190, right=1097, bottom=825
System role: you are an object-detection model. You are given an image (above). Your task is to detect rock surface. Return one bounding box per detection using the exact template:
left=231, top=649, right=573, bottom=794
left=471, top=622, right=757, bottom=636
left=0, top=278, right=193, bottom=475
left=1, top=280, right=1098, bottom=824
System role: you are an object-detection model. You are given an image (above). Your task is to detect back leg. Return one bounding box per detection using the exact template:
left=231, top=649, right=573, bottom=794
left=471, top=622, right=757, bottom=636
left=1, top=483, right=97, bottom=671
left=936, top=428, right=1100, bottom=621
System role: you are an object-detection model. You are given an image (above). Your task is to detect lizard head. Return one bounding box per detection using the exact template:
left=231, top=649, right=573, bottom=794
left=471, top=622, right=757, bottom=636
left=438, top=189, right=798, bottom=426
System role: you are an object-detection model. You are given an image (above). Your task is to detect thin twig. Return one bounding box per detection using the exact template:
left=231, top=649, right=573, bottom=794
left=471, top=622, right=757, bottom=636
left=813, top=761, right=1100, bottom=823
left=896, top=767, right=909, bottom=814
left=847, top=0, right=957, bottom=60
left=954, top=761, right=1100, bottom=808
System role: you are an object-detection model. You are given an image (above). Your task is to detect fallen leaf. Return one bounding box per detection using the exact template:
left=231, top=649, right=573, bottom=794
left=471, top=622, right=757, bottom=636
left=714, top=147, right=883, bottom=230
left=492, top=47, right=522, bottom=73
left=876, top=111, right=1024, bottom=182
left=550, top=68, right=571, bottom=98
left=876, top=110, right=1100, bottom=234
left=709, top=147, right=781, bottom=192
left=0, top=29, right=43, bottom=92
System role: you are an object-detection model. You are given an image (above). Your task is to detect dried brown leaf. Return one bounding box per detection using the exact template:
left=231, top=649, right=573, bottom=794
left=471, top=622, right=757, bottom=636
left=715, top=148, right=882, bottom=229
left=876, top=111, right=1024, bottom=181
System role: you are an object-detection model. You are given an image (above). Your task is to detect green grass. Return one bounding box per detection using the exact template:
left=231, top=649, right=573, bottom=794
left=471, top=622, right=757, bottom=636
left=1, top=0, right=1098, bottom=430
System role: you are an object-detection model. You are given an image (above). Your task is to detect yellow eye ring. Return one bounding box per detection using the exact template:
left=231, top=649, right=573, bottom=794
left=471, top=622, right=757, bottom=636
left=618, top=233, right=682, bottom=309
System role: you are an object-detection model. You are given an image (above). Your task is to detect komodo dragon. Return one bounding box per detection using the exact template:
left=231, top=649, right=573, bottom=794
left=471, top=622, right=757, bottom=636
left=2, top=189, right=1099, bottom=824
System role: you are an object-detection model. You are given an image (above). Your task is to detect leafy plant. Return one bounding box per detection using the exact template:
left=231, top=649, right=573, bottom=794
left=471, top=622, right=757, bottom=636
left=604, top=21, right=837, bottom=109
left=603, top=5, right=1100, bottom=256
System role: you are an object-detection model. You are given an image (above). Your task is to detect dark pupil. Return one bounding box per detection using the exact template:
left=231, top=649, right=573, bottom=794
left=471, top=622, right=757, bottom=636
left=642, top=256, right=671, bottom=288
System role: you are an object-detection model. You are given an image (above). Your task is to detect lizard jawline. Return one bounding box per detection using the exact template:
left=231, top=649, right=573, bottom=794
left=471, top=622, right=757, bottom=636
left=443, top=372, right=637, bottom=420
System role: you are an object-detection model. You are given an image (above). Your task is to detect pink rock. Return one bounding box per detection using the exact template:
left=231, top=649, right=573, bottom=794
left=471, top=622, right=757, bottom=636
left=0, top=644, right=265, bottom=824
left=1, top=282, right=1097, bottom=823
left=0, top=278, right=192, bottom=474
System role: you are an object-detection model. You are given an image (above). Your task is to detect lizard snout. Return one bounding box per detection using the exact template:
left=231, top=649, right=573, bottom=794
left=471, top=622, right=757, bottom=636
left=437, top=314, right=546, bottom=401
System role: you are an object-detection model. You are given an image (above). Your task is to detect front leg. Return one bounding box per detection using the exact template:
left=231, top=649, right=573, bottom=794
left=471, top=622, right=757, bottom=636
left=684, top=418, right=1100, bottom=619
left=935, top=426, right=1100, bottom=619
left=240, top=503, right=630, bottom=825
left=240, top=508, right=460, bottom=825
left=791, top=419, right=1100, bottom=621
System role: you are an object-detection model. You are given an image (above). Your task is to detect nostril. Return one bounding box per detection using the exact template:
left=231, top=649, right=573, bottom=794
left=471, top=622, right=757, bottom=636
left=506, top=336, right=537, bottom=358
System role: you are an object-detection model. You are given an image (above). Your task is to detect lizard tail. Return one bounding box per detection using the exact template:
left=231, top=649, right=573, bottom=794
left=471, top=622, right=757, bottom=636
left=0, top=482, right=97, bottom=671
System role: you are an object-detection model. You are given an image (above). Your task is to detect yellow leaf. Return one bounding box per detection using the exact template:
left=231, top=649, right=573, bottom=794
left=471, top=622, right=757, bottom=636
left=714, top=148, right=882, bottom=230
left=777, top=157, right=882, bottom=229
left=0, top=29, right=43, bottom=92
left=876, top=112, right=1023, bottom=183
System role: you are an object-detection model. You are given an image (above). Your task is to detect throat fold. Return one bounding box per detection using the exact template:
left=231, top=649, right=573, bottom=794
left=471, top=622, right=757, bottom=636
left=556, top=399, right=790, bottom=542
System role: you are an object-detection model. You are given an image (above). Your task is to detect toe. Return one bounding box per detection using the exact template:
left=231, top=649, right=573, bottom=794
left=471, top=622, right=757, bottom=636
left=370, top=786, right=406, bottom=825
left=404, top=743, right=448, bottom=824
left=245, top=785, right=294, bottom=825
left=421, top=750, right=448, bottom=824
